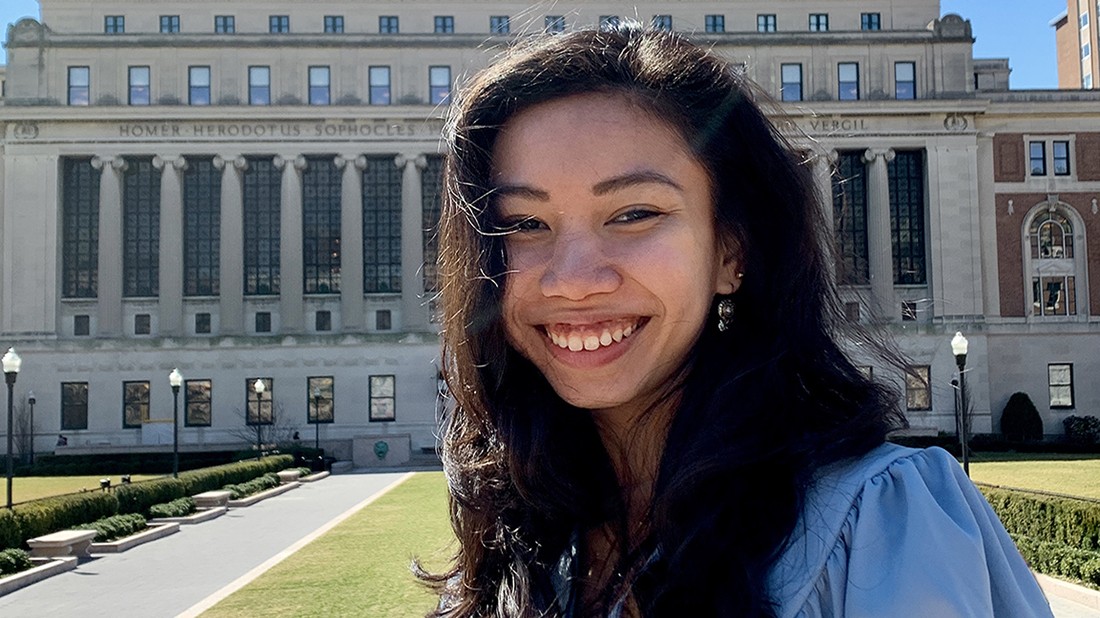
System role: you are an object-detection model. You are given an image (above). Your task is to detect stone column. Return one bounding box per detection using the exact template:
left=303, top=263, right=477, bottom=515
left=154, top=156, right=187, bottom=336
left=335, top=154, right=367, bottom=331
left=396, top=154, right=428, bottom=332
left=976, top=133, right=999, bottom=318
left=275, top=155, right=306, bottom=333
left=91, top=155, right=127, bottom=336
left=813, top=150, right=839, bottom=285
left=214, top=155, right=247, bottom=334
left=862, top=148, right=896, bottom=320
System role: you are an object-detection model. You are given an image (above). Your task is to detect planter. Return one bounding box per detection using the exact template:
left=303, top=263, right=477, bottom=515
left=0, top=557, right=77, bottom=597
left=300, top=471, right=330, bottom=483
left=89, top=522, right=180, bottom=554
left=149, top=506, right=227, bottom=525
left=227, top=481, right=299, bottom=508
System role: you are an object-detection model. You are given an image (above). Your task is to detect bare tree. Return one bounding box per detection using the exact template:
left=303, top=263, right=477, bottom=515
left=226, top=401, right=302, bottom=453
left=12, top=402, right=35, bottom=465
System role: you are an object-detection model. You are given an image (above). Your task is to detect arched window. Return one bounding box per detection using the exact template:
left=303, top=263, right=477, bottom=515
left=1024, top=203, right=1086, bottom=318
left=1029, top=211, right=1073, bottom=259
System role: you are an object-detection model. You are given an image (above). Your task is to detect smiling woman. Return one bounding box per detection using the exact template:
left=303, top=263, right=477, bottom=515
left=422, top=23, right=1052, bottom=618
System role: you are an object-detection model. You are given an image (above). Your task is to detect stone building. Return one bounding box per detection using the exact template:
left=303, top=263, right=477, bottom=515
left=0, top=1, right=1098, bottom=462
left=1052, top=0, right=1099, bottom=89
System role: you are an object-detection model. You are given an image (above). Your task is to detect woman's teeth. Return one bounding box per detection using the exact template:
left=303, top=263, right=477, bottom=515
left=548, top=323, right=635, bottom=351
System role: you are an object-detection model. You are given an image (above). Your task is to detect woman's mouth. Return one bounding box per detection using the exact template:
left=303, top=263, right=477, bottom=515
left=543, top=318, right=646, bottom=352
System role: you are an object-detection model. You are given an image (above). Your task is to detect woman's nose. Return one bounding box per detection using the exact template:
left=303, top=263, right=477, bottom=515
left=539, top=231, right=622, bottom=300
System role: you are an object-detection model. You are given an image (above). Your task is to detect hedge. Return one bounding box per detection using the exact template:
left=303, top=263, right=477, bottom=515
left=223, top=473, right=280, bottom=500
left=178, top=455, right=294, bottom=496
left=149, top=497, right=195, bottom=519
left=115, top=477, right=188, bottom=516
left=9, top=491, right=119, bottom=546
left=980, top=486, right=1100, bottom=551
left=75, top=513, right=147, bottom=543
left=1011, top=533, right=1100, bottom=587
left=0, top=548, right=32, bottom=577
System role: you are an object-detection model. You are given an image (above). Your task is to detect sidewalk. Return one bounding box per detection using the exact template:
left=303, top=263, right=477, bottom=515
left=0, top=470, right=410, bottom=617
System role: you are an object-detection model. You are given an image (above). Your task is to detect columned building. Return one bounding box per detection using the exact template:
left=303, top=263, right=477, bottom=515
left=1, top=1, right=1098, bottom=460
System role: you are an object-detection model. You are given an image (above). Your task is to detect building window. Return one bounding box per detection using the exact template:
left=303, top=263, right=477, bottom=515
left=780, top=63, right=803, bottom=102
left=74, top=315, right=91, bottom=336
left=247, top=378, right=274, bottom=425
left=214, top=15, right=235, bottom=33
left=195, top=312, right=212, bottom=334
left=1030, top=210, right=1075, bottom=260
left=185, top=379, right=212, bottom=426
left=1084, top=42, right=1092, bottom=59
left=652, top=15, right=672, bottom=31
left=905, top=365, right=931, bottom=410
left=62, top=158, right=100, bottom=298
left=1053, top=141, right=1071, bottom=175
left=363, top=155, right=403, bottom=293
left=160, top=15, right=180, bottom=33
left=104, top=16, right=124, bottom=34
left=838, top=63, right=859, bottom=100
left=545, top=15, right=565, bottom=33
left=757, top=14, right=777, bottom=32
left=1029, top=141, right=1047, bottom=176
left=705, top=15, right=725, bottom=33
left=123, top=381, right=150, bottom=428
left=68, top=66, right=90, bottom=105
left=369, top=375, right=396, bottom=421
left=376, top=309, right=392, bottom=331
left=861, top=13, right=881, bottom=31
left=1081, top=11, right=1090, bottom=28
left=269, top=15, right=289, bottom=33
left=809, top=14, right=829, bottom=31
left=490, top=15, right=510, bottom=34
left=1033, top=276, right=1078, bottom=316
left=379, top=16, right=399, bottom=33
left=133, top=313, right=151, bottom=335
left=303, top=156, right=341, bottom=294
left=255, top=311, right=272, bottom=333
left=308, top=376, right=334, bottom=423
left=895, top=62, right=916, bottom=100
left=243, top=157, right=281, bottom=295
left=189, top=66, right=211, bottom=105
left=429, top=66, right=451, bottom=105
left=324, top=15, right=344, bottom=33
left=832, top=152, right=869, bottom=285
left=369, top=66, right=391, bottom=105
left=128, top=66, right=150, bottom=105
left=184, top=157, right=221, bottom=296
left=599, top=16, right=620, bottom=30
left=249, top=66, right=271, bottom=105
left=308, top=66, right=330, bottom=105
left=435, top=16, right=454, bottom=33
left=123, top=157, right=160, bottom=297
left=422, top=155, right=444, bottom=293
left=1086, top=74, right=1094, bottom=88
left=315, top=310, right=332, bottom=331
left=888, top=151, right=927, bottom=285
left=61, top=382, right=89, bottom=430
left=1049, top=364, right=1075, bottom=408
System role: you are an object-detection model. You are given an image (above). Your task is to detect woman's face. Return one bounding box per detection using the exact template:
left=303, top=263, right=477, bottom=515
left=491, top=93, right=741, bottom=420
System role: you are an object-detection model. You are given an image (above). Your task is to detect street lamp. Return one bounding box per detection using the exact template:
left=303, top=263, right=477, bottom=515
left=312, top=386, right=322, bottom=454
left=253, top=379, right=266, bottom=460
left=169, top=368, right=182, bottom=478
left=26, top=391, right=35, bottom=467
left=3, top=348, right=23, bottom=509
left=951, top=332, right=970, bottom=477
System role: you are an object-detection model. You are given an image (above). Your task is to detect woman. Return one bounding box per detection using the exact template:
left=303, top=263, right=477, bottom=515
left=425, top=24, right=1051, bottom=617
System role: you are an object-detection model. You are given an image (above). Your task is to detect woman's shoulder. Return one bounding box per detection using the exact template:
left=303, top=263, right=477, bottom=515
left=767, top=443, right=1053, bottom=618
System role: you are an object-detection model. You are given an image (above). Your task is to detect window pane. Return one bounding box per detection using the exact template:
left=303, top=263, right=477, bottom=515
left=303, top=156, right=341, bottom=293
left=62, top=158, right=100, bottom=297
left=308, top=376, right=335, bottom=423
left=183, top=157, right=221, bottom=296
left=362, top=155, right=403, bottom=292
left=123, top=157, right=160, bottom=296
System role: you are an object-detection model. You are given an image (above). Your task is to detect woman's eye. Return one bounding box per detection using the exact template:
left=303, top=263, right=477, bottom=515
left=611, top=209, right=660, bottom=224
left=503, top=217, right=547, bottom=233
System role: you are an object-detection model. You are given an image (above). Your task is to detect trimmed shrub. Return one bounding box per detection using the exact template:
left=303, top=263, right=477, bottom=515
left=10, top=491, right=119, bottom=547
left=0, top=548, right=32, bottom=577
left=223, top=473, right=280, bottom=500
left=296, top=467, right=312, bottom=477
left=148, top=497, right=196, bottom=519
left=0, top=509, right=22, bottom=551
left=980, top=487, right=1100, bottom=551
left=74, top=513, right=147, bottom=543
left=1000, top=392, right=1043, bottom=442
left=1011, top=533, right=1100, bottom=586
left=1065, top=416, right=1100, bottom=445
left=178, top=455, right=294, bottom=496
left=114, top=477, right=187, bottom=516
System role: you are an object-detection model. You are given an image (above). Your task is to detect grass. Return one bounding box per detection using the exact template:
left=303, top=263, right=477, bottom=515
left=201, top=472, right=454, bottom=618
left=969, top=452, right=1100, bottom=500
left=14, top=474, right=161, bottom=504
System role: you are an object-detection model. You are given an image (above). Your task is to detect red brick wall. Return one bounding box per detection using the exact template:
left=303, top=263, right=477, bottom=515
left=1077, top=133, right=1100, bottom=181
left=994, top=134, right=1024, bottom=182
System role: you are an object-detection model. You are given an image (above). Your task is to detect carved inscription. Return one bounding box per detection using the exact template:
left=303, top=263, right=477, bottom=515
left=114, top=120, right=441, bottom=140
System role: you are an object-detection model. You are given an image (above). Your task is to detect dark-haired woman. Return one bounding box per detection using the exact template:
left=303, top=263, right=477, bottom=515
left=425, top=24, right=1052, bottom=617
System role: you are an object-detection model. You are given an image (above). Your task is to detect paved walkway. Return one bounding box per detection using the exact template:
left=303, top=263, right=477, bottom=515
left=0, top=470, right=410, bottom=617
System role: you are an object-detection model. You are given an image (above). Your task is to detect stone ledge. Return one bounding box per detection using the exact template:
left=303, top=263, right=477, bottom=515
left=149, top=506, right=227, bottom=525
left=227, top=481, right=299, bottom=507
left=192, top=490, right=232, bottom=509
left=89, top=522, right=180, bottom=554
left=27, top=529, right=97, bottom=559
left=1035, top=572, right=1100, bottom=609
left=300, top=471, right=330, bottom=483
left=0, top=557, right=77, bottom=598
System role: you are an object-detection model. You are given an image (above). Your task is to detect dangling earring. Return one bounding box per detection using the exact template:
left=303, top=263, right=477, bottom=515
left=716, top=298, right=735, bottom=332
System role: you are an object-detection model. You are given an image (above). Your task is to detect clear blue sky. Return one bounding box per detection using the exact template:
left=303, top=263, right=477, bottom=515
left=0, top=0, right=1066, bottom=89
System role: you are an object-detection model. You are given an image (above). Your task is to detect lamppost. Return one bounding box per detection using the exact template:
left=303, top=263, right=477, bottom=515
left=26, top=391, right=35, bottom=467
left=951, top=332, right=970, bottom=477
left=169, top=368, right=182, bottom=478
left=253, top=379, right=266, bottom=460
left=3, top=348, right=22, bottom=509
left=312, top=386, right=322, bottom=453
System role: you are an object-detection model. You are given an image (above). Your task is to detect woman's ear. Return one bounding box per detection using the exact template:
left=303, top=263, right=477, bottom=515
left=715, top=236, right=744, bottom=295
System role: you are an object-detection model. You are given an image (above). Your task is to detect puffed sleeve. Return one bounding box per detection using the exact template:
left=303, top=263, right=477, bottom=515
left=770, top=445, right=1054, bottom=618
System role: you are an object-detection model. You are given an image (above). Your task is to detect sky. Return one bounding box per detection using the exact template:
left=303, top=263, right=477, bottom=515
left=0, top=0, right=1070, bottom=90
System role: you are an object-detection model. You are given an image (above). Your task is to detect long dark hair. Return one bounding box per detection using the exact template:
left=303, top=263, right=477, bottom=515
left=423, top=24, right=903, bottom=617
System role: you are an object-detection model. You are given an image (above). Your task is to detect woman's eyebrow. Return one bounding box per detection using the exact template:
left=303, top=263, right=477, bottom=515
left=491, top=184, right=550, bottom=201
left=592, top=170, right=684, bottom=196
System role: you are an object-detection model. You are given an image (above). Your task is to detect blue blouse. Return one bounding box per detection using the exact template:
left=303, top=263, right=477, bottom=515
left=551, top=443, right=1054, bottom=617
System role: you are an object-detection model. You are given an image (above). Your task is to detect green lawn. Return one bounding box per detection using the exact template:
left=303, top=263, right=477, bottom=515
left=202, top=472, right=454, bottom=618
left=14, top=474, right=161, bottom=504
left=969, top=452, right=1100, bottom=499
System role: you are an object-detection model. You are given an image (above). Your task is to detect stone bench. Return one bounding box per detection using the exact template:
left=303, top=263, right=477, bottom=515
left=27, top=529, right=98, bottom=559
left=276, top=469, right=301, bottom=484
left=192, top=490, right=232, bottom=509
